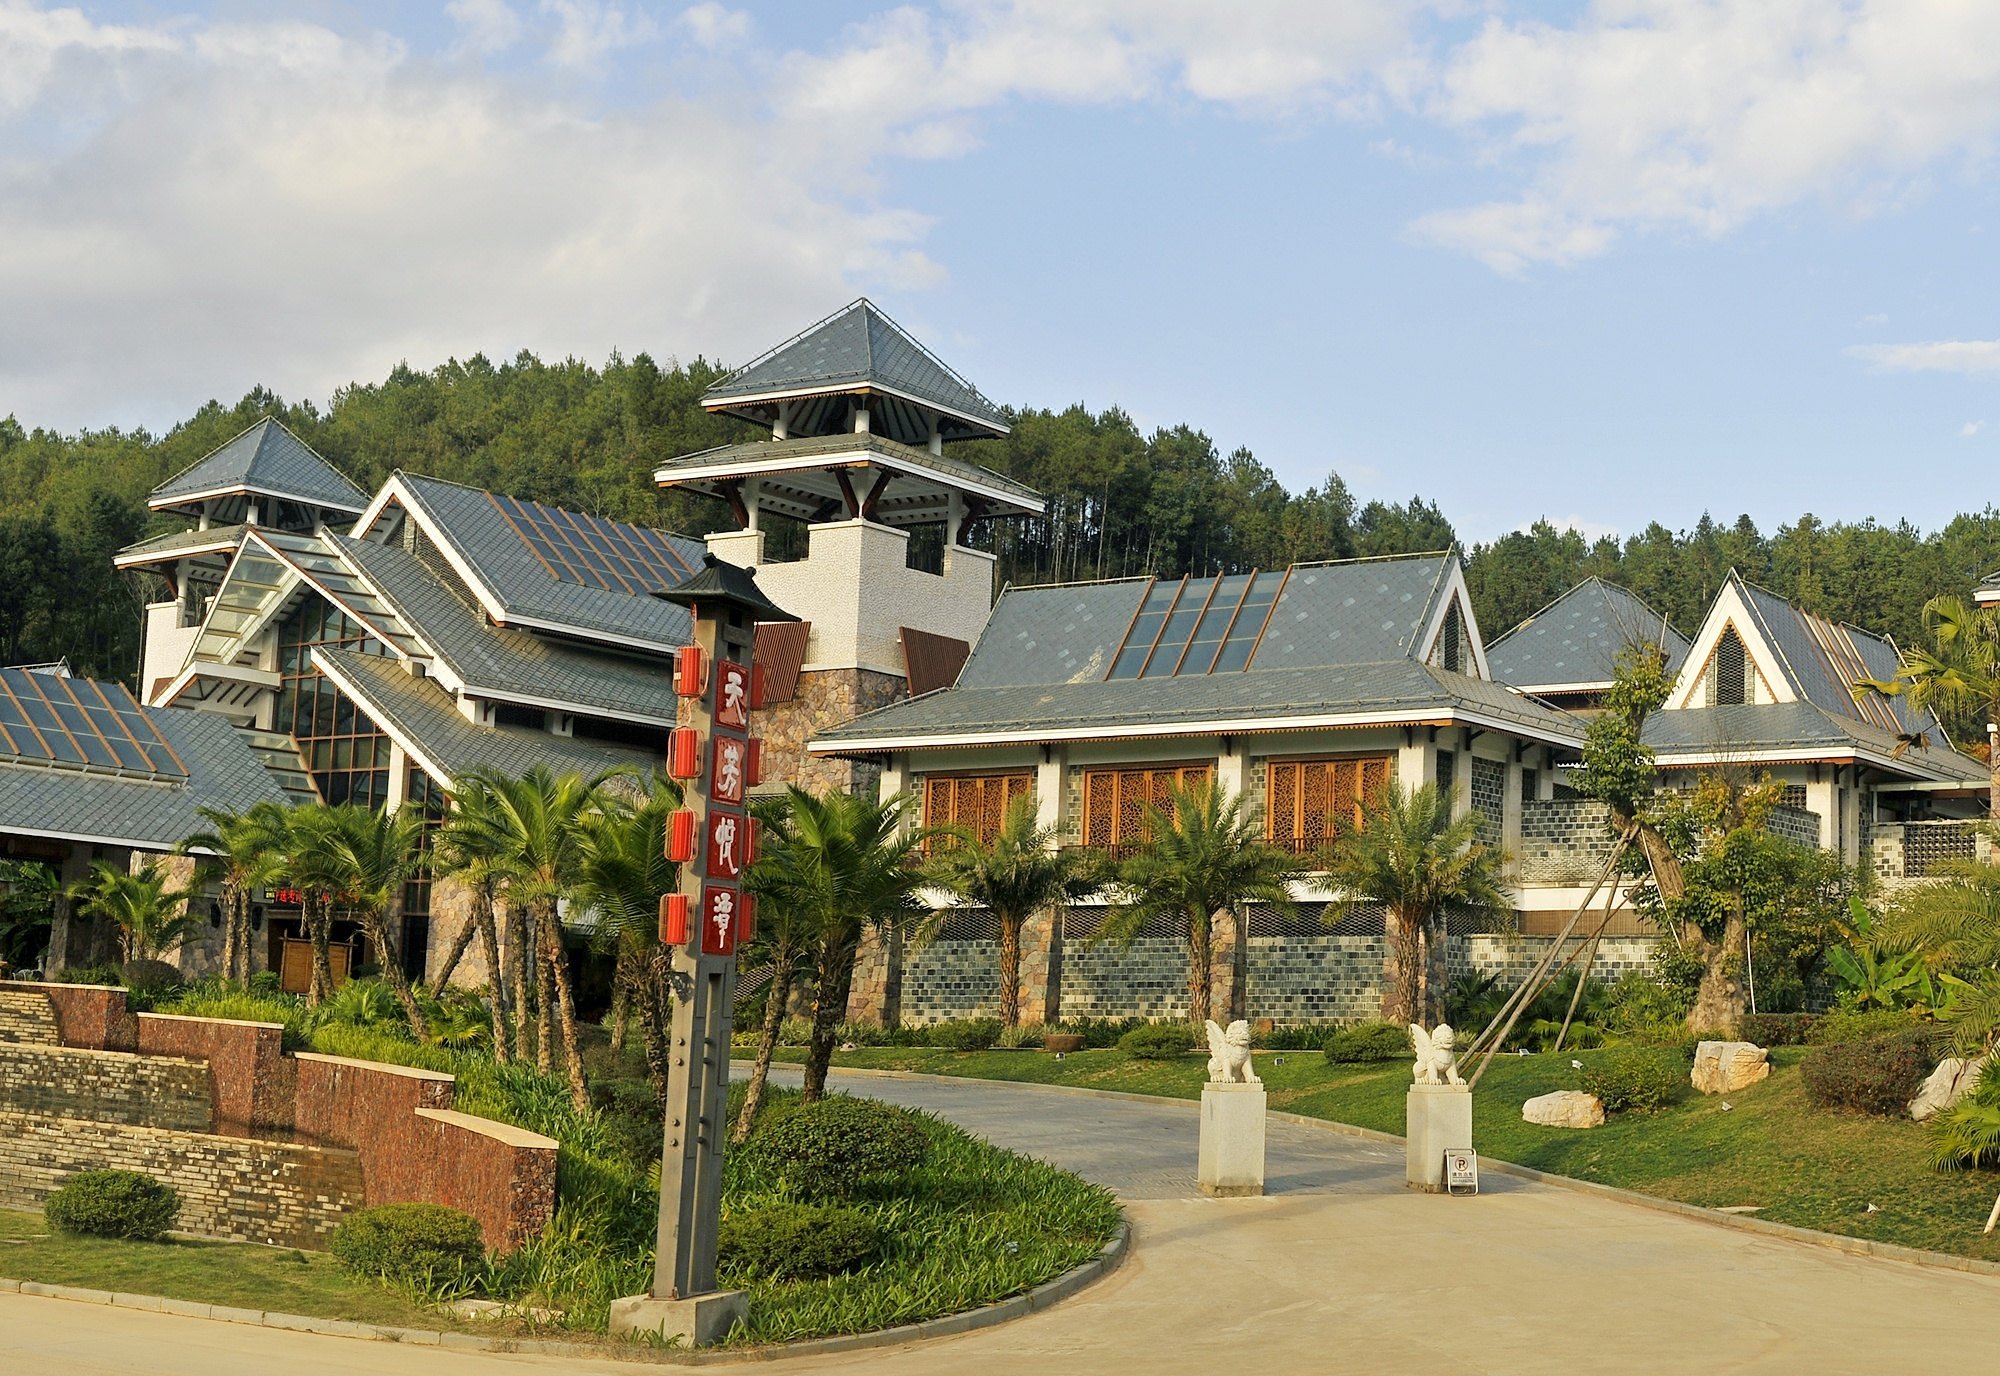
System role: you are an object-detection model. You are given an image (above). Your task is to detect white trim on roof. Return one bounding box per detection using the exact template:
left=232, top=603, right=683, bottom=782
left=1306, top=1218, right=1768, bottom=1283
left=655, top=446, right=1043, bottom=515
left=1649, top=743, right=1944, bottom=778
left=1665, top=578, right=1796, bottom=712
left=308, top=648, right=455, bottom=790
left=150, top=484, right=368, bottom=516
left=704, top=378, right=1009, bottom=438
left=0, top=818, right=213, bottom=854
left=112, top=532, right=245, bottom=569
left=457, top=681, right=677, bottom=730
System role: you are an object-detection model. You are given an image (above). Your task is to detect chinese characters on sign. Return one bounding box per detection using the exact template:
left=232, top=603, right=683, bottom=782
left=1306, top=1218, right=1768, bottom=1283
left=712, top=736, right=745, bottom=805
left=700, top=885, right=737, bottom=957
left=715, top=660, right=750, bottom=730
left=706, top=809, right=742, bottom=880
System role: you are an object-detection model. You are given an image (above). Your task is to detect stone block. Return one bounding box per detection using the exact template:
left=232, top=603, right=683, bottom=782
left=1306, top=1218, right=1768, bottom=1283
left=1198, top=1082, right=1266, bottom=1197
left=1910, top=1055, right=1988, bottom=1121
left=1692, top=1041, right=1771, bottom=1095
left=608, top=1290, right=748, bottom=1347
left=1521, top=1090, right=1604, bottom=1129
left=1406, top=1084, right=1472, bottom=1192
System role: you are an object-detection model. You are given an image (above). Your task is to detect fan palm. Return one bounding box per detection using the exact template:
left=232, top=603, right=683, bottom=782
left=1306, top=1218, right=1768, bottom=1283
left=284, top=803, right=356, bottom=1005
left=923, top=795, right=1101, bottom=1027
left=1100, top=780, right=1305, bottom=1025
left=1322, top=781, right=1510, bottom=1026
left=67, top=858, right=198, bottom=963
left=180, top=801, right=291, bottom=984
left=435, top=781, right=524, bottom=1064
left=575, top=771, right=682, bottom=1101
left=734, top=795, right=835, bottom=1138
left=310, top=803, right=431, bottom=1039
left=1884, top=858, right=2000, bottom=1057
left=1855, top=594, right=2000, bottom=816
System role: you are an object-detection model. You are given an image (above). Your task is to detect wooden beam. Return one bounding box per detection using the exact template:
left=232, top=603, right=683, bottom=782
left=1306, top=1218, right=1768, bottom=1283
left=718, top=478, right=749, bottom=528
left=860, top=468, right=895, bottom=522
left=833, top=468, right=860, bottom=518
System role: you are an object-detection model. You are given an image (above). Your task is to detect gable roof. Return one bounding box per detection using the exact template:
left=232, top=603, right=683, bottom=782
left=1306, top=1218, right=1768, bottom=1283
left=1246, top=554, right=1456, bottom=672
left=150, top=418, right=368, bottom=514
left=1643, top=701, right=1988, bottom=783
left=1487, top=578, right=1690, bottom=692
left=1726, top=575, right=1933, bottom=739
left=957, top=580, right=1153, bottom=689
left=702, top=299, right=1009, bottom=439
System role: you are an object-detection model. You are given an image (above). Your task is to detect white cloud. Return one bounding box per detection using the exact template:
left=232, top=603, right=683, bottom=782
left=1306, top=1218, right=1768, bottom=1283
left=678, top=4, right=750, bottom=51
left=1963, top=420, right=1986, bottom=437
left=1847, top=341, right=2000, bottom=374
left=446, top=0, right=523, bottom=58
left=540, top=0, right=657, bottom=71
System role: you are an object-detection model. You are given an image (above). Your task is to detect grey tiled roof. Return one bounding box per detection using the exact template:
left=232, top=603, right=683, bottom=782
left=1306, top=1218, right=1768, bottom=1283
left=114, top=524, right=246, bottom=565
left=1246, top=554, right=1453, bottom=670
left=0, top=700, right=290, bottom=849
left=333, top=535, right=683, bottom=723
left=816, top=657, right=1585, bottom=749
left=395, top=473, right=697, bottom=654
left=151, top=419, right=368, bottom=512
left=315, top=648, right=660, bottom=784
left=1487, top=578, right=1690, bottom=690
left=704, top=299, right=1008, bottom=431
left=1643, top=701, right=1987, bottom=782
left=957, top=580, right=1152, bottom=688
left=655, top=431, right=1041, bottom=510
left=1730, top=576, right=1938, bottom=741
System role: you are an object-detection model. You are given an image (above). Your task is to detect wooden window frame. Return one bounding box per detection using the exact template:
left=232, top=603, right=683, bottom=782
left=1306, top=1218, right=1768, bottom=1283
left=1263, top=753, right=1394, bottom=854
left=920, top=770, right=1035, bottom=848
left=1079, top=763, right=1215, bottom=853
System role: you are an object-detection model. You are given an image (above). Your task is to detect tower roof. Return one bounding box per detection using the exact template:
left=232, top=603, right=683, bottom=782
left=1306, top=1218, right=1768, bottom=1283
left=150, top=418, right=369, bottom=517
left=702, top=299, right=1010, bottom=443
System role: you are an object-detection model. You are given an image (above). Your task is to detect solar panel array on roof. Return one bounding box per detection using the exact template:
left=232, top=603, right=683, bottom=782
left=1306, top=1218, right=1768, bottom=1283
left=1107, top=570, right=1287, bottom=679
left=0, top=668, right=187, bottom=780
left=487, top=493, right=698, bottom=597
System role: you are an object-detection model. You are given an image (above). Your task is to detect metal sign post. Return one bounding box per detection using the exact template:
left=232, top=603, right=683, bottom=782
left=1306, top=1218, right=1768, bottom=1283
left=608, top=556, right=796, bottom=1347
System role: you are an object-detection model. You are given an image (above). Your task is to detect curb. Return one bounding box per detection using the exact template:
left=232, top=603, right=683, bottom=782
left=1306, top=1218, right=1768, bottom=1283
left=0, top=1221, right=1130, bottom=1366
left=796, top=1062, right=2000, bottom=1283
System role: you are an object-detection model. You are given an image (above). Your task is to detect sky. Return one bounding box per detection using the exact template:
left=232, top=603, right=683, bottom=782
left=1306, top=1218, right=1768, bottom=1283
left=4, top=0, right=1999, bottom=544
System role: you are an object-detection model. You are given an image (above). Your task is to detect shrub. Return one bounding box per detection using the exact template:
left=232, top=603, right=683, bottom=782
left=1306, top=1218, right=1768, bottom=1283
left=930, top=1017, right=1003, bottom=1052
left=1118, top=1022, right=1197, bottom=1060
left=1323, top=1021, right=1411, bottom=1064
left=1049, top=1017, right=1146, bottom=1049
left=717, top=1204, right=881, bottom=1281
left=119, top=959, right=184, bottom=1002
left=1806, top=1008, right=1921, bottom=1046
left=1579, top=1048, right=1685, bottom=1114
left=1256, top=1024, right=1328, bottom=1051
left=1738, top=1012, right=1821, bottom=1047
left=1620, top=1020, right=1701, bottom=1056
left=1609, top=970, right=1695, bottom=1030
left=777, top=1016, right=814, bottom=1046
left=749, top=1096, right=928, bottom=1195
left=1800, top=1028, right=1933, bottom=1116
left=995, top=1023, right=1044, bottom=1049
left=329, top=1203, right=487, bottom=1288
left=44, top=1169, right=179, bottom=1241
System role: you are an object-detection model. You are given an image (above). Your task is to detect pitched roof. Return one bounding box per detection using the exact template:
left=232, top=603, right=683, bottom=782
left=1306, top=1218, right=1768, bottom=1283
left=653, top=431, right=1043, bottom=519
left=391, top=473, right=699, bottom=655
left=312, top=648, right=659, bottom=785
left=702, top=299, right=1008, bottom=437
left=956, top=580, right=1153, bottom=689
left=1726, top=576, right=1936, bottom=741
left=113, top=523, right=246, bottom=569
left=150, top=419, right=368, bottom=514
left=1642, top=701, right=1987, bottom=782
left=1246, top=554, right=1455, bottom=671
left=333, top=535, right=685, bottom=725
left=1487, top=578, right=1690, bottom=692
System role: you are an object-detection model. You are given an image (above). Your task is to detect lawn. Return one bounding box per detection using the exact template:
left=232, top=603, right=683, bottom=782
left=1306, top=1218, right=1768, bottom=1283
left=763, top=1043, right=2000, bottom=1263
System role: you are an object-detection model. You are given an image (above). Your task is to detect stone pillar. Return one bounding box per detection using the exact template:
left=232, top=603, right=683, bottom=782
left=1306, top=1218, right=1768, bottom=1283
left=1210, top=906, right=1244, bottom=1024
left=1406, top=1083, right=1473, bottom=1192
left=1017, top=907, right=1063, bottom=1026
left=1198, top=1082, right=1266, bottom=1197
left=845, top=924, right=903, bottom=1029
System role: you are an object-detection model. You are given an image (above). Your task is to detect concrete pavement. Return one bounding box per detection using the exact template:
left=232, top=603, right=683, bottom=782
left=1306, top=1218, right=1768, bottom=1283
left=7, top=1066, right=2000, bottom=1375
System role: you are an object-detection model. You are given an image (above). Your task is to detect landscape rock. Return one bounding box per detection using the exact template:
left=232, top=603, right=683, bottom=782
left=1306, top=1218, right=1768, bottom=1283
left=1909, top=1055, right=1988, bottom=1122
left=1522, top=1090, right=1605, bottom=1129
left=1692, top=1041, right=1770, bottom=1095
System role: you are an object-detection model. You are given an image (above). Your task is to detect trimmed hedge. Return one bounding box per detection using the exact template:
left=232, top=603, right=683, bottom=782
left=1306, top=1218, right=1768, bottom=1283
left=1324, top=1022, right=1411, bottom=1064
left=329, top=1203, right=486, bottom=1288
left=718, top=1204, right=881, bottom=1280
left=1118, top=1023, right=1198, bottom=1060
left=44, top=1169, right=179, bottom=1241
left=1580, top=1049, right=1684, bottom=1114
left=1807, top=1008, right=1921, bottom=1046
left=749, top=1096, right=928, bottom=1196
left=932, top=1018, right=1003, bottom=1052
left=1800, top=1028, right=1933, bottom=1116
left=1737, top=1013, right=1820, bottom=1047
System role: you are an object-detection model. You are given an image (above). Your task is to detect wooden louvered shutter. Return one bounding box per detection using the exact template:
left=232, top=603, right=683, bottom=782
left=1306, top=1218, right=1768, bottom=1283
left=1269, top=762, right=1299, bottom=844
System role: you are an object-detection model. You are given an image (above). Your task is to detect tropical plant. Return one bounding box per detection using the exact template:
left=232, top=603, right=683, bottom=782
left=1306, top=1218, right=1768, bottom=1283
left=734, top=794, right=825, bottom=1141
left=1100, top=779, right=1304, bottom=1025
left=281, top=803, right=357, bottom=1005
left=66, top=858, right=197, bottom=963
left=747, top=786, right=929, bottom=1104
left=922, top=795, right=1102, bottom=1027
left=435, top=777, right=525, bottom=1064
left=0, top=858, right=57, bottom=972
left=575, top=770, right=682, bottom=1101
left=302, top=803, right=430, bottom=1037
left=1321, top=780, right=1508, bottom=1026
left=1878, top=858, right=2000, bottom=1058
left=1827, top=906, right=1937, bottom=1013
left=1854, top=594, right=2000, bottom=816
left=179, top=801, right=290, bottom=985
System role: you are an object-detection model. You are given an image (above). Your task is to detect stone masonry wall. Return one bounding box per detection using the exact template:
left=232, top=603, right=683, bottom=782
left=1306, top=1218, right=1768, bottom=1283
left=1450, top=935, right=1659, bottom=987
left=1517, top=799, right=1620, bottom=886
left=136, top=1012, right=293, bottom=1134
left=0, top=1043, right=214, bottom=1131
left=760, top=666, right=902, bottom=798
left=1245, top=936, right=1391, bottom=1022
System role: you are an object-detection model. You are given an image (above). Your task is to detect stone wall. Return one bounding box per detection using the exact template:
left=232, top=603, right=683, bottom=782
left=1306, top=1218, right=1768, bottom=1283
left=1450, top=935, right=1659, bottom=987
left=1517, top=799, right=1620, bottom=885
left=761, top=666, right=903, bottom=797
left=31, top=981, right=137, bottom=1051
left=1060, top=934, right=1190, bottom=1021
left=136, top=1012, right=293, bottom=1134
left=1244, top=936, right=1390, bottom=1022
left=0, top=1043, right=214, bottom=1131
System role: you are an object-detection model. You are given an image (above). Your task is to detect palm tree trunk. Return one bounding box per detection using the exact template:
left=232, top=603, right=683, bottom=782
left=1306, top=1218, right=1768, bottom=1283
left=733, top=950, right=794, bottom=1142
left=307, top=896, right=335, bottom=1006
left=504, top=900, right=532, bottom=1064
left=370, top=902, right=431, bottom=1041
left=802, top=931, right=860, bottom=1103
left=1380, top=904, right=1422, bottom=1024
left=639, top=946, right=672, bottom=1104
left=1187, top=908, right=1212, bottom=1024
left=475, top=890, right=510, bottom=1064
left=535, top=941, right=555, bottom=1075
left=430, top=909, right=480, bottom=989
left=607, top=944, right=633, bottom=1052
left=540, top=902, right=589, bottom=1113
left=997, top=912, right=1023, bottom=1027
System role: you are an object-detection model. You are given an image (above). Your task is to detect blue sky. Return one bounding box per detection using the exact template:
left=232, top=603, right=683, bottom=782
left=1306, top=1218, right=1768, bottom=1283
left=5, top=1, right=1999, bottom=542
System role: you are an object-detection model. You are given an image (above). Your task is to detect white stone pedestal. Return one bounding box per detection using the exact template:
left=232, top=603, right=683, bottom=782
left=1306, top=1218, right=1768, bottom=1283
left=607, top=1290, right=748, bottom=1346
left=1199, top=1081, right=1266, bottom=1197
left=1406, top=1084, right=1472, bottom=1193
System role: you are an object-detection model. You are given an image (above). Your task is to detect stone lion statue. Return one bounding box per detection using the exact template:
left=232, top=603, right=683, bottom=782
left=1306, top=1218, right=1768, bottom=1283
left=1411, top=1023, right=1464, bottom=1086
left=1204, top=1019, right=1259, bottom=1084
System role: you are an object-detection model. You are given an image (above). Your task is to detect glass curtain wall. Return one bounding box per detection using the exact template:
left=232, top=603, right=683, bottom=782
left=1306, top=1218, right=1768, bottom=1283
left=274, top=599, right=391, bottom=808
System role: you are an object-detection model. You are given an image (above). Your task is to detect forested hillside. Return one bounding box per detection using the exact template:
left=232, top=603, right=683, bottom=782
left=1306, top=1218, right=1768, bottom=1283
left=5, top=349, right=1999, bottom=684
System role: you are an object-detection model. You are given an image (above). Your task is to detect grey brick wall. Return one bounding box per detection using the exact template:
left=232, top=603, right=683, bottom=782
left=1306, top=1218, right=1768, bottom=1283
left=1471, top=757, right=1505, bottom=848
left=902, top=940, right=1002, bottom=1023
left=0, top=1044, right=214, bottom=1131
left=1517, top=798, right=1620, bottom=885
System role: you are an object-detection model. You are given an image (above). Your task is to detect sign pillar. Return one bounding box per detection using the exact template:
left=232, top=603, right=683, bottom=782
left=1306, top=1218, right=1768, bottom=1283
left=609, top=555, right=793, bottom=1347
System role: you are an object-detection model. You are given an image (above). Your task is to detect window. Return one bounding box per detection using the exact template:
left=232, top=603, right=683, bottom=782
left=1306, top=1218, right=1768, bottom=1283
left=1435, top=749, right=1455, bottom=801
left=921, top=772, right=1034, bottom=846
left=1080, top=765, right=1214, bottom=850
left=1105, top=570, right=1286, bottom=679
left=1520, top=767, right=1540, bottom=804
left=1437, top=600, right=1464, bottom=673
left=1712, top=626, right=1748, bottom=705
left=274, top=598, right=390, bottom=808
left=400, top=765, right=448, bottom=983
left=1266, top=755, right=1392, bottom=852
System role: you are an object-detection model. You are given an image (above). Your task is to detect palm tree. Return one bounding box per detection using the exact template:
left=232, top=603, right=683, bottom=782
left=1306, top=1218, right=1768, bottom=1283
left=750, top=786, right=928, bottom=1104
left=923, top=795, right=1101, bottom=1027
left=0, top=859, right=58, bottom=973
left=734, top=795, right=833, bottom=1139
left=1884, top=859, right=2000, bottom=1057
left=449, top=765, right=624, bottom=1113
left=1322, top=781, right=1510, bottom=1026
left=1856, top=594, right=2000, bottom=816
left=435, top=781, right=522, bottom=1064
left=67, top=859, right=199, bottom=963
left=181, top=801, right=290, bottom=984
left=284, top=804, right=352, bottom=1005
left=1101, top=780, right=1305, bottom=1025
left=314, top=803, right=431, bottom=1039
left=575, top=771, right=682, bottom=1102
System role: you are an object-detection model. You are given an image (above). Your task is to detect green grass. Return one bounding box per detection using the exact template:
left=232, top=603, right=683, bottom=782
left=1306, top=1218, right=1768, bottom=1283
left=764, top=1042, right=2000, bottom=1263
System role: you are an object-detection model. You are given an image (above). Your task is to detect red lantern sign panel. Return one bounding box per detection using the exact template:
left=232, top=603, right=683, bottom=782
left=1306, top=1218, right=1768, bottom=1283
left=711, top=735, right=746, bottom=805
left=700, top=884, right=739, bottom=957
left=715, top=660, right=750, bottom=731
left=705, top=808, right=745, bottom=880
left=659, top=892, right=690, bottom=945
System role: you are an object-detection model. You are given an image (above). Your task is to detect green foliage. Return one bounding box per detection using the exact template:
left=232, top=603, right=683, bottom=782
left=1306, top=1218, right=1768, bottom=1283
left=1609, top=968, right=1695, bottom=1029
left=118, top=959, right=183, bottom=999
left=66, top=858, right=198, bottom=963
left=930, top=1018, right=1003, bottom=1052
left=1928, top=1070, right=2000, bottom=1170
left=45, top=1170, right=180, bottom=1241
left=1323, top=1022, right=1411, bottom=1064
left=1255, top=1023, right=1331, bottom=1051
left=1048, top=1017, right=1148, bottom=1049
left=1117, top=1022, right=1198, bottom=1059
left=1447, top=970, right=1615, bottom=1051
left=1806, top=1007, right=1924, bottom=1045
left=1574, top=644, right=1673, bottom=817
left=747, top=1096, right=930, bottom=1198
left=1738, top=1013, right=1822, bottom=1046
left=0, top=858, right=56, bottom=971
left=1800, top=1028, right=1934, bottom=1116
left=1579, top=1048, right=1685, bottom=1114
left=158, top=982, right=313, bottom=1050
left=328, top=1204, right=486, bottom=1291
left=994, top=1023, right=1043, bottom=1049
left=717, top=1204, right=882, bottom=1282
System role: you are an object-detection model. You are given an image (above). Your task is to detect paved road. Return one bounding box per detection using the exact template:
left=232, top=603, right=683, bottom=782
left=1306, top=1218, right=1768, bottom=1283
left=8, top=1068, right=2000, bottom=1375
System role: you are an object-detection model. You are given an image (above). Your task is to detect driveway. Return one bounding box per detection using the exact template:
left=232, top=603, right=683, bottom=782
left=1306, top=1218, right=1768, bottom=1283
left=7, top=1066, right=2000, bottom=1375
